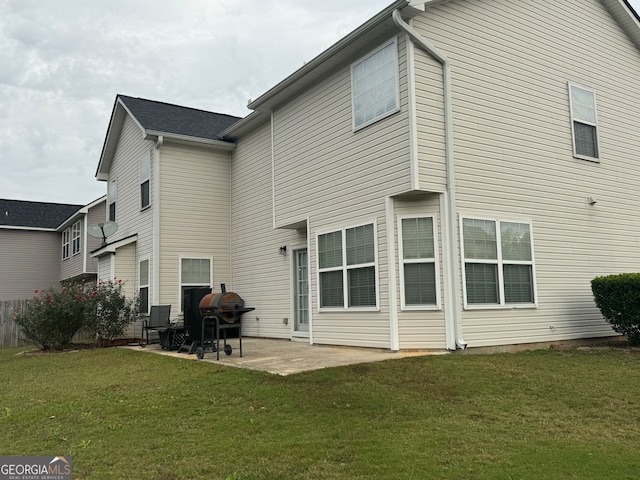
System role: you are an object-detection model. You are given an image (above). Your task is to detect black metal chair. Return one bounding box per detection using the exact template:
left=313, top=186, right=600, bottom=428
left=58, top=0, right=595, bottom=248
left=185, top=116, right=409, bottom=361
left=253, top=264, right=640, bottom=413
left=141, top=305, right=171, bottom=347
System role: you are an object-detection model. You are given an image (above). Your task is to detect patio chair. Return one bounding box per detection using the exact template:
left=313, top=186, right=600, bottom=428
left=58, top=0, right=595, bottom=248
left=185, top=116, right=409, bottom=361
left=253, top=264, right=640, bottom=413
left=141, top=305, right=171, bottom=347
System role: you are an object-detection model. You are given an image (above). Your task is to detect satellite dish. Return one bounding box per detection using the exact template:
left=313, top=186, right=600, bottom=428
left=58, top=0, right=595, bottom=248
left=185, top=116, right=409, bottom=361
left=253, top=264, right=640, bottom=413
left=88, top=221, right=118, bottom=246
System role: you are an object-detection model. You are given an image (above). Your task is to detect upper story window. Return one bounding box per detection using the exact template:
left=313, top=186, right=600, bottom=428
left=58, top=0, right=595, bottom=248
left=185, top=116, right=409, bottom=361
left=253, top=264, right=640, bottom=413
left=398, top=216, right=440, bottom=309
left=71, top=221, right=81, bottom=256
left=461, top=217, right=536, bottom=308
left=62, top=229, right=70, bottom=260
left=317, top=222, right=378, bottom=310
left=351, top=39, right=399, bottom=131
left=568, top=83, right=599, bottom=161
left=108, top=178, right=117, bottom=222
left=139, top=259, right=150, bottom=315
left=140, top=150, right=151, bottom=210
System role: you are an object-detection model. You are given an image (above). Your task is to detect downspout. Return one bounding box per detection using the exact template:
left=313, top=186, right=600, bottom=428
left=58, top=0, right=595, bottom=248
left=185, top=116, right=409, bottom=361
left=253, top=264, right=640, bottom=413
left=392, top=9, right=467, bottom=350
left=271, top=111, right=276, bottom=229
left=152, top=135, right=162, bottom=305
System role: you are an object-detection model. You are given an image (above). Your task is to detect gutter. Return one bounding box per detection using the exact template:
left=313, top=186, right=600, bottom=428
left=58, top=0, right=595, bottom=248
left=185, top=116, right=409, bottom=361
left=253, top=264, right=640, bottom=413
left=392, top=9, right=467, bottom=350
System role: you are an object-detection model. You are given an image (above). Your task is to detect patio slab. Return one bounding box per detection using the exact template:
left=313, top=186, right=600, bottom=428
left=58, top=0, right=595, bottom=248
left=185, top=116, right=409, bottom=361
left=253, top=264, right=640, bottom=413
left=124, top=337, right=445, bottom=375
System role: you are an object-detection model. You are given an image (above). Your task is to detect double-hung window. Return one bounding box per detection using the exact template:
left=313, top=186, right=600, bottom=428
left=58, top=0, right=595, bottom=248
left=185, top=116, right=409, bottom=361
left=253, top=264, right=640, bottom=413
left=461, top=217, right=536, bottom=308
left=351, top=39, right=399, bottom=130
left=569, top=83, right=599, bottom=160
left=62, top=229, right=70, bottom=260
left=71, top=221, right=81, bottom=256
left=180, top=257, right=212, bottom=312
left=139, top=259, right=149, bottom=315
left=108, top=178, right=117, bottom=221
left=399, top=216, right=439, bottom=309
left=140, top=150, right=151, bottom=210
left=318, top=223, right=378, bottom=309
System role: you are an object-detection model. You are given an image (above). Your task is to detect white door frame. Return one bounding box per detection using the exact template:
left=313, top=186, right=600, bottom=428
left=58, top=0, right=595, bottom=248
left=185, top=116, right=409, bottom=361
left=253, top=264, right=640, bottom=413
left=290, top=244, right=310, bottom=339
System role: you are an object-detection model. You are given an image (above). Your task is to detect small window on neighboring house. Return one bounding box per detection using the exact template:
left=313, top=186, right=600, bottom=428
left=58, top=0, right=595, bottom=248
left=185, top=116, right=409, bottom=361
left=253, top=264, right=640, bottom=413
left=108, top=178, right=117, bottom=222
left=317, top=223, right=378, bottom=309
left=180, top=258, right=212, bottom=312
left=139, top=259, right=149, bottom=315
left=140, top=150, right=151, bottom=210
left=62, top=229, right=70, bottom=260
left=461, top=217, right=536, bottom=308
left=399, top=216, right=439, bottom=309
left=71, top=221, right=81, bottom=255
left=351, top=39, right=399, bottom=130
left=569, top=83, right=599, bottom=160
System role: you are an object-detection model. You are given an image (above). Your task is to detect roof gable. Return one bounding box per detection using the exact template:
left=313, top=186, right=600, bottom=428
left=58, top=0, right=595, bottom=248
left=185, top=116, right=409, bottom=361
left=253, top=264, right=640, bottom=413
left=96, top=95, right=242, bottom=180
left=0, top=199, right=83, bottom=230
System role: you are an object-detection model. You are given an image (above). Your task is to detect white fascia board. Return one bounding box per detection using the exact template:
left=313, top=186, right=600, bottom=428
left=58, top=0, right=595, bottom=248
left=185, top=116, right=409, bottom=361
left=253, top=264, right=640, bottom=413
left=601, top=0, right=640, bottom=50
left=0, top=225, right=56, bottom=232
left=144, top=130, right=236, bottom=151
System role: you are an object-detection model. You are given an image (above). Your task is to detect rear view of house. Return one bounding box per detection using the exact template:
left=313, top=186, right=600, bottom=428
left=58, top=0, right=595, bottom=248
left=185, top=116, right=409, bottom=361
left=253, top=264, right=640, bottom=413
left=87, top=0, right=640, bottom=352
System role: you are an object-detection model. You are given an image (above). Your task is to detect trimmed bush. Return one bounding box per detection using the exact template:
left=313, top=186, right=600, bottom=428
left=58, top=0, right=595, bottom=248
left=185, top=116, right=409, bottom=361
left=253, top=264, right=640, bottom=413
left=591, top=273, right=640, bottom=346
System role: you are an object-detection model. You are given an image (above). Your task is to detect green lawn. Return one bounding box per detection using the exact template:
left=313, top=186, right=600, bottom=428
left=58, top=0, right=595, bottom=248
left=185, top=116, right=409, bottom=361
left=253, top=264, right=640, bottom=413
left=1, top=345, right=639, bottom=479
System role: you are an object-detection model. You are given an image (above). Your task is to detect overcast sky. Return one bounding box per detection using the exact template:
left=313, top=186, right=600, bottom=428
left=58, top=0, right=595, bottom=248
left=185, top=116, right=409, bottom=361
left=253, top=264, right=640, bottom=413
left=1, top=0, right=639, bottom=206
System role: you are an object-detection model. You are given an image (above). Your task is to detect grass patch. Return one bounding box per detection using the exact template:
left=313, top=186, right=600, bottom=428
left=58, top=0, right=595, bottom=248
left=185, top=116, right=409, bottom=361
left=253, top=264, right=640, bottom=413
left=1, top=346, right=640, bottom=479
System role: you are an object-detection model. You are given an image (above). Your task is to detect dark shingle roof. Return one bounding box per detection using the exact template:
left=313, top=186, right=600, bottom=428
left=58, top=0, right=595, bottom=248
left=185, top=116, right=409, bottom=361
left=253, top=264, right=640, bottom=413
left=118, top=95, right=241, bottom=140
left=0, top=199, right=82, bottom=229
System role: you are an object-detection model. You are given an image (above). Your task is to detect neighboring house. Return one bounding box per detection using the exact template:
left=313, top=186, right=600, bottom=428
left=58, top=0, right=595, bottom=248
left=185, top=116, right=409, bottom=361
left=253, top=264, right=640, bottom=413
left=0, top=199, right=89, bottom=300
left=94, top=0, right=640, bottom=351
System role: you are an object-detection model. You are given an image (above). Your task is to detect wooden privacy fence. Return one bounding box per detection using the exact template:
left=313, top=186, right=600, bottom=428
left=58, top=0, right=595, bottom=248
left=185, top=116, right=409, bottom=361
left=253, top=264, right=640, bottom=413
left=0, top=299, right=27, bottom=348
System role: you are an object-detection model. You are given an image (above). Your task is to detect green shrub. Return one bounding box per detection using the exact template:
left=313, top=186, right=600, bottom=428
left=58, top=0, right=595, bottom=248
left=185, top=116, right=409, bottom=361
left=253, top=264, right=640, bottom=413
left=13, top=280, right=139, bottom=350
left=83, top=280, right=139, bottom=347
left=591, top=273, right=640, bottom=345
left=14, top=284, right=88, bottom=350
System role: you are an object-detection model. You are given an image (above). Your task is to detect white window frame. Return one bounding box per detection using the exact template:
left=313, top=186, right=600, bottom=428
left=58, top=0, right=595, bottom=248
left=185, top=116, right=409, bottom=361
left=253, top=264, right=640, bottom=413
left=568, top=82, right=600, bottom=162
left=140, top=150, right=151, bottom=210
left=316, top=221, right=379, bottom=311
left=398, top=215, right=441, bottom=310
left=460, top=216, right=538, bottom=310
left=178, top=256, right=213, bottom=314
left=108, top=177, right=117, bottom=221
left=71, top=220, right=81, bottom=256
left=351, top=38, right=400, bottom=131
left=138, top=258, right=150, bottom=315
left=62, top=228, right=70, bottom=260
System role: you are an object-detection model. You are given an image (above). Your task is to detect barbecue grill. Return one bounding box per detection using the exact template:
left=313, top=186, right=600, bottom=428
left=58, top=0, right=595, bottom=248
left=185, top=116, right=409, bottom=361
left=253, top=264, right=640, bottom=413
left=196, top=286, right=254, bottom=360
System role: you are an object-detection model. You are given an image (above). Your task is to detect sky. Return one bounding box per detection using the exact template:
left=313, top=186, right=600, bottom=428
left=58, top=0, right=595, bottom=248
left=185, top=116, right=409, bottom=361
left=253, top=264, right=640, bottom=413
left=1, top=0, right=639, bottom=206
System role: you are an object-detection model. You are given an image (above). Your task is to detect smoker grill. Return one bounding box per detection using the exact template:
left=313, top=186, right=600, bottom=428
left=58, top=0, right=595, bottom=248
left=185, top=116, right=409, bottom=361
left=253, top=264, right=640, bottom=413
left=196, top=286, right=254, bottom=360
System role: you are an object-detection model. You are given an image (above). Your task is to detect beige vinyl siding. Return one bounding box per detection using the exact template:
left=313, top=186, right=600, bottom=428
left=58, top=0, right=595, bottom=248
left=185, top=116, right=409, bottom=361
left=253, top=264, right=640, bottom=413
left=0, top=230, right=61, bottom=300
left=272, top=34, right=411, bottom=229
left=85, top=202, right=106, bottom=274
left=60, top=222, right=84, bottom=281
left=106, top=114, right=154, bottom=308
left=412, top=0, right=640, bottom=347
left=231, top=122, right=302, bottom=339
left=413, top=42, right=447, bottom=192
left=394, top=195, right=447, bottom=349
left=98, top=255, right=112, bottom=283
left=113, top=243, right=138, bottom=338
left=158, top=143, right=232, bottom=312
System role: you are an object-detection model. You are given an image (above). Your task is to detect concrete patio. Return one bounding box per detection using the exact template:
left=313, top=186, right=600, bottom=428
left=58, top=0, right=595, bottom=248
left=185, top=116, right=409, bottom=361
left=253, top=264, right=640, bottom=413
left=124, top=337, right=444, bottom=375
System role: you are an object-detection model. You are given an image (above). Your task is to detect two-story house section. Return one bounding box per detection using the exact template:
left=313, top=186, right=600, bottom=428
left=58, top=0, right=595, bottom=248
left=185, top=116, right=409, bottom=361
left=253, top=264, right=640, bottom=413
left=0, top=199, right=83, bottom=300
left=223, top=0, right=640, bottom=351
left=57, top=196, right=106, bottom=284
left=94, top=95, right=241, bottom=329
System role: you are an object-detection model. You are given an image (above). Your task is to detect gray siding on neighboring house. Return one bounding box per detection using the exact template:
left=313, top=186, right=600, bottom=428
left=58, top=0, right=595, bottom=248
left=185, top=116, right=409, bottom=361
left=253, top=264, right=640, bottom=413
left=231, top=122, right=304, bottom=339
left=158, top=143, right=233, bottom=311
left=410, top=0, right=640, bottom=347
left=0, top=230, right=61, bottom=300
